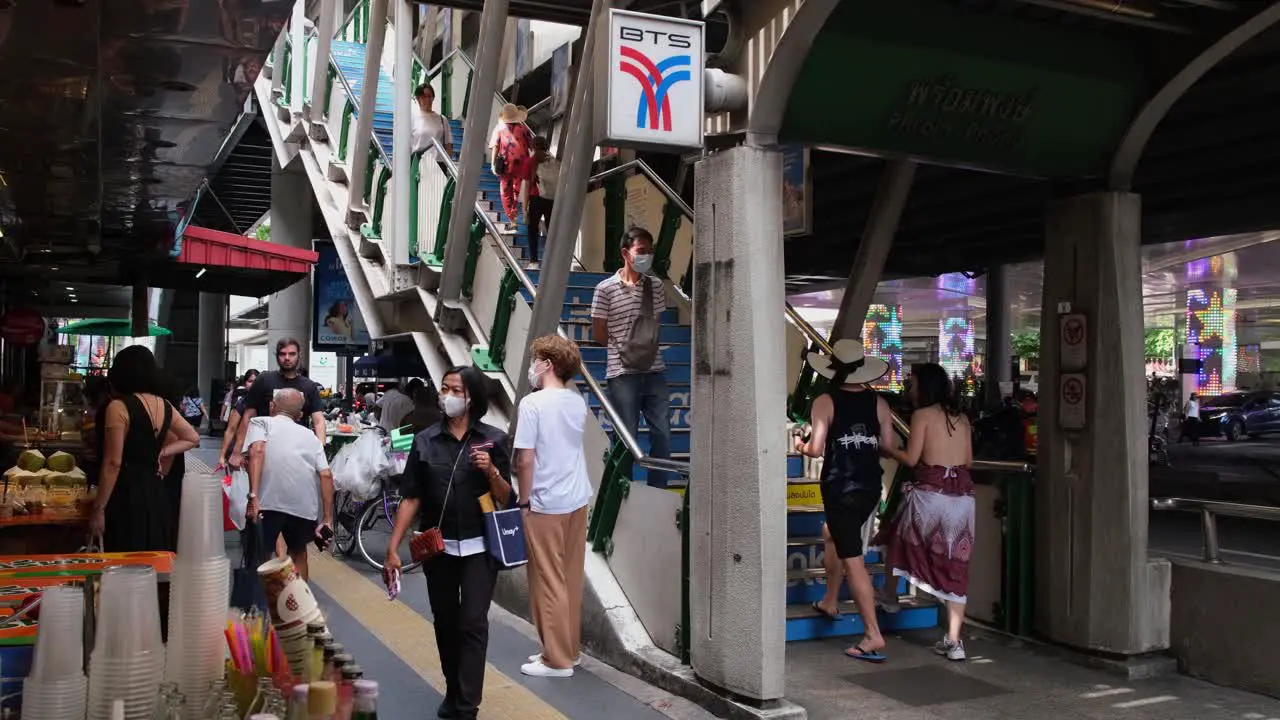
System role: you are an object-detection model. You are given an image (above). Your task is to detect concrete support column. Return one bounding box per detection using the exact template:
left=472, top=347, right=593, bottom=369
left=690, top=145, right=787, bottom=701
left=271, top=23, right=287, bottom=97
left=985, top=264, right=1012, bottom=407
left=289, top=0, right=307, bottom=115
left=268, top=156, right=315, bottom=367
left=131, top=283, right=149, bottom=338
left=831, top=159, right=916, bottom=341
left=308, top=0, right=337, bottom=125
left=1037, top=191, right=1170, bottom=654
left=197, top=293, right=226, bottom=427
left=437, top=0, right=510, bottom=308
left=512, top=0, right=606, bottom=400
left=346, top=0, right=389, bottom=224
left=391, top=0, right=413, bottom=265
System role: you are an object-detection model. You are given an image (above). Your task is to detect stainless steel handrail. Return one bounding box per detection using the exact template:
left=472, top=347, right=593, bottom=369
left=1152, top=496, right=1280, bottom=564
left=425, top=139, right=689, bottom=475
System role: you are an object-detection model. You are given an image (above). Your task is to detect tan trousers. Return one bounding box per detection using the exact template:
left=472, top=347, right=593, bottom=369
left=525, top=506, right=588, bottom=670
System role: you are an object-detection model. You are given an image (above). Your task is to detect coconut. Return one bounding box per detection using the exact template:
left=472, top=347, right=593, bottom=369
left=45, top=451, right=76, bottom=473
left=15, top=449, right=44, bottom=472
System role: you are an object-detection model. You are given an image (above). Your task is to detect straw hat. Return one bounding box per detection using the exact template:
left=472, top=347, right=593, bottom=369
left=499, top=103, right=527, bottom=124
left=806, top=339, right=889, bottom=385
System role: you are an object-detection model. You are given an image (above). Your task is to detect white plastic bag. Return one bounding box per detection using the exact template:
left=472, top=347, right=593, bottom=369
left=332, top=430, right=388, bottom=501
left=224, top=469, right=250, bottom=530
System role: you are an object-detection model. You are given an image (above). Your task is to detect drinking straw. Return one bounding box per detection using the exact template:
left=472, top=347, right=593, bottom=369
left=271, top=630, right=287, bottom=676
left=225, top=627, right=245, bottom=672
left=237, top=623, right=255, bottom=674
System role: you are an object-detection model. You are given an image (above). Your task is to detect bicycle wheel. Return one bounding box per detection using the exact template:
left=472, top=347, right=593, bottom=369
left=355, top=493, right=422, bottom=573
left=332, top=491, right=358, bottom=557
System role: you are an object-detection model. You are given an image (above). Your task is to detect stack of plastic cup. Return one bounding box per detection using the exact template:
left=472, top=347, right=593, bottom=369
left=87, top=566, right=165, bottom=719
left=23, top=584, right=88, bottom=719
left=164, top=473, right=231, bottom=711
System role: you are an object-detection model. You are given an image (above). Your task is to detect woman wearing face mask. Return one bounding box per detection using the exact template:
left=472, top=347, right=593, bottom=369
left=383, top=366, right=512, bottom=720
left=513, top=336, right=594, bottom=677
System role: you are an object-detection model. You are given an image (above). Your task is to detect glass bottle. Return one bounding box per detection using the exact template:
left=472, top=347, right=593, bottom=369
left=309, top=681, right=338, bottom=720
left=328, top=653, right=354, bottom=682
left=217, top=703, right=241, bottom=720
left=286, top=684, right=310, bottom=720
left=351, top=680, right=378, bottom=720
left=339, top=664, right=364, bottom=682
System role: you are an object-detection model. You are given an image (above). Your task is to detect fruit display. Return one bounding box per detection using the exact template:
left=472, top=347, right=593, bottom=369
left=16, top=449, right=45, bottom=472
left=46, top=450, right=75, bottom=473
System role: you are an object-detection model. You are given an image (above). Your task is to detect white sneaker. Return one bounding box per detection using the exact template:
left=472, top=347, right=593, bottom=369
left=520, top=659, right=574, bottom=678
left=934, top=637, right=966, bottom=661
left=528, top=653, right=582, bottom=667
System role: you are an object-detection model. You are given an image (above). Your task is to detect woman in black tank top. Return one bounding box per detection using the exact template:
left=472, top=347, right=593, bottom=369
left=793, top=340, right=896, bottom=662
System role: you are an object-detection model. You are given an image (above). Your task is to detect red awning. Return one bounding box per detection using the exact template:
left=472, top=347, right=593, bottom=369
left=160, top=225, right=319, bottom=295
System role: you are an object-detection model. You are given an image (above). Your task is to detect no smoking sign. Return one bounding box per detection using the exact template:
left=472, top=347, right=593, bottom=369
left=1059, top=313, right=1087, bottom=371
left=1059, top=373, right=1087, bottom=430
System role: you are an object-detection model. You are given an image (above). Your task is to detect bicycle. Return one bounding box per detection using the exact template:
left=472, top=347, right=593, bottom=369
left=330, top=424, right=420, bottom=572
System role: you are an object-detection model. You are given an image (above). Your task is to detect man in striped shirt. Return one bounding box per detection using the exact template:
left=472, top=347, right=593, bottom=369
left=590, top=227, right=672, bottom=488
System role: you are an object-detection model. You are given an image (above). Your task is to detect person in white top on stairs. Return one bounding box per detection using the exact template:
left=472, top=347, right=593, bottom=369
left=411, top=83, right=452, bottom=159
left=515, top=335, right=594, bottom=678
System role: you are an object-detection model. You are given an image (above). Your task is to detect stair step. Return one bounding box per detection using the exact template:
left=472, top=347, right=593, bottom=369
left=784, top=597, right=938, bottom=642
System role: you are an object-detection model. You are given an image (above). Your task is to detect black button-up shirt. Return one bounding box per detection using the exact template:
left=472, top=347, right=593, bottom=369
left=401, top=421, right=511, bottom=540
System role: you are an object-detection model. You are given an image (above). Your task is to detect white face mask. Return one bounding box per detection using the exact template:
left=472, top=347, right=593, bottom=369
left=631, top=253, right=654, bottom=275
left=440, top=394, right=469, bottom=419
left=528, top=359, right=549, bottom=389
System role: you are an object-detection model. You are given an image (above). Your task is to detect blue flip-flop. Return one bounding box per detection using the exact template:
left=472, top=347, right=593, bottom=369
left=811, top=601, right=841, bottom=621
left=845, top=644, right=888, bottom=663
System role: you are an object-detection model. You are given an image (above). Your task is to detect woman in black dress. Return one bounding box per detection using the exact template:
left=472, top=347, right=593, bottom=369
left=89, top=346, right=200, bottom=552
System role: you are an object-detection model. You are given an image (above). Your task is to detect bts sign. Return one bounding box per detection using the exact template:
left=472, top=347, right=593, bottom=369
left=595, top=9, right=705, bottom=151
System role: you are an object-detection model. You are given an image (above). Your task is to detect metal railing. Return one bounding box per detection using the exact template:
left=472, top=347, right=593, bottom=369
left=425, top=137, right=689, bottom=477
left=1152, top=497, right=1280, bottom=564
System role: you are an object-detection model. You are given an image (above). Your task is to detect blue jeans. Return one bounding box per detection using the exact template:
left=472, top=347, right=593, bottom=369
left=607, top=371, right=671, bottom=488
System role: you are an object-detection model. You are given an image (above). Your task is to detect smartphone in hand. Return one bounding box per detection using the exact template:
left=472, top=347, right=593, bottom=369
left=314, top=524, right=334, bottom=552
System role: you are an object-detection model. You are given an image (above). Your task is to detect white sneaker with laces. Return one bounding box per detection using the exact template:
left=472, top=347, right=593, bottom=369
left=528, top=653, right=581, bottom=668
left=520, top=659, right=574, bottom=678
left=933, top=637, right=966, bottom=661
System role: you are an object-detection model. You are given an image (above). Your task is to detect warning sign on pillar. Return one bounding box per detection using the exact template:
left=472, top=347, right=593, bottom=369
left=1059, top=313, right=1087, bottom=371
left=1059, top=373, right=1087, bottom=430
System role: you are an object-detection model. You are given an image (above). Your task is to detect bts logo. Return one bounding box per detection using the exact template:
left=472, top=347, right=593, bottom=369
left=617, top=25, right=693, bottom=132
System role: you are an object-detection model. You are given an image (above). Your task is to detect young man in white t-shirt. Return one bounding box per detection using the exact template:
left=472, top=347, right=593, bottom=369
left=245, top=388, right=334, bottom=581
left=514, top=335, right=593, bottom=679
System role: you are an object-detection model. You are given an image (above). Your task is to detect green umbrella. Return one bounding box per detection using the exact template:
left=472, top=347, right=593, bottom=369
left=56, top=318, right=172, bottom=337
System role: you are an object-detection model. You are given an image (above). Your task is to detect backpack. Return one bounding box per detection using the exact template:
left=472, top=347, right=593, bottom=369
left=619, top=277, right=660, bottom=371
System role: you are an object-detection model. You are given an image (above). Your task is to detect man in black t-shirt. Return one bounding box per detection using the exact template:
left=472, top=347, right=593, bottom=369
left=229, top=338, right=326, bottom=470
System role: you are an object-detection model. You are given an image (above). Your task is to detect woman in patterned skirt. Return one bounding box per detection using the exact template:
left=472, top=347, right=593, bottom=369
left=877, top=362, right=975, bottom=661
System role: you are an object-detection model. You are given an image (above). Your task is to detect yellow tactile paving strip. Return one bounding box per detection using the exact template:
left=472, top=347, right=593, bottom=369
left=307, top=551, right=568, bottom=720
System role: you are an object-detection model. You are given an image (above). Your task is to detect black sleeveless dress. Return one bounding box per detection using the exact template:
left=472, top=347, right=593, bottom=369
left=102, top=395, right=176, bottom=553
left=819, top=388, right=885, bottom=560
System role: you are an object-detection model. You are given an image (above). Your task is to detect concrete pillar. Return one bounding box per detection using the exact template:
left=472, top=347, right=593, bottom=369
left=346, top=0, right=388, bottom=224
left=309, top=0, right=336, bottom=125
left=391, top=0, right=413, bottom=265
left=437, top=0, right=509, bottom=307
left=1037, top=191, right=1170, bottom=654
left=830, top=159, right=916, bottom=341
left=985, top=265, right=1012, bottom=407
left=197, top=293, right=226, bottom=426
left=690, top=145, right=786, bottom=700
left=268, top=156, right=314, bottom=368
left=290, top=0, right=306, bottom=115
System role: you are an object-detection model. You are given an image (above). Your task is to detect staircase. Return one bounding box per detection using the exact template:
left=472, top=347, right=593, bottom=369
left=269, top=7, right=939, bottom=660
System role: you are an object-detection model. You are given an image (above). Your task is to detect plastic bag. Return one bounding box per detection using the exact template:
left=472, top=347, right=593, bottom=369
left=331, top=430, right=387, bottom=501
left=223, top=469, right=250, bottom=530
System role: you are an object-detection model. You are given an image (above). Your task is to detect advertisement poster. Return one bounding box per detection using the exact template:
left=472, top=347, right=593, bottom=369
left=782, top=144, right=811, bottom=237
left=314, top=243, right=370, bottom=350
left=515, top=19, right=532, bottom=80
left=551, top=43, right=571, bottom=119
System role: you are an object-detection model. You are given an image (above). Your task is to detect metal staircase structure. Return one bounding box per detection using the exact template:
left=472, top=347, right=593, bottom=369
left=254, top=0, right=942, bottom=680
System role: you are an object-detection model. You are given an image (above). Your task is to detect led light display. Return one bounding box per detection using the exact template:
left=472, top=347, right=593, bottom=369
left=938, top=316, right=975, bottom=380
left=862, top=304, right=903, bottom=391
left=1238, top=344, right=1261, bottom=375
left=1185, top=287, right=1237, bottom=395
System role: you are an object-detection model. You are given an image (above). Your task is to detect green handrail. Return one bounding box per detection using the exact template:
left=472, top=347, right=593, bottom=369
left=441, top=60, right=453, bottom=117
left=461, top=70, right=474, bottom=120
left=339, top=102, right=354, bottom=161
left=362, top=140, right=378, bottom=203
left=588, top=440, right=632, bottom=555
left=409, top=150, right=425, bottom=259
left=461, top=218, right=486, bottom=298
left=603, top=174, right=627, bottom=272
left=324, top=66, right=337, bottom=119
left=654, top=200, right=683, bottom=278
left=471, top=268, right=520, bottom=372
left=426, top=177, right=456, bottom=266
left=280, top=41, right=293, bottom=106
left=360, top=165, right=393, bottom=239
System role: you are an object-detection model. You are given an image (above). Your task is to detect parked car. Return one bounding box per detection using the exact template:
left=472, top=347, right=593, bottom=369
left=1199, top=391, right=1280, bottom=442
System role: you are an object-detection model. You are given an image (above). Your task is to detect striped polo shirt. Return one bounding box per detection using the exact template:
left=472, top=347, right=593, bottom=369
left=590, top=271, right=667, bottom=379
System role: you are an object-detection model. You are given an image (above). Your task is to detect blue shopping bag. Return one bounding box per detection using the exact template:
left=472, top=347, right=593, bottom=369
left=483, top=508, right=528, bottom=569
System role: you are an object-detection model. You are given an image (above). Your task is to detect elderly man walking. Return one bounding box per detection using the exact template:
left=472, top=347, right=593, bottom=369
left=245, top=388, right=334, bottom=581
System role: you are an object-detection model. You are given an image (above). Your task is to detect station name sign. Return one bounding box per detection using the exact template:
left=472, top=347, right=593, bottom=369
left=595, top=9, right=705, bottom=151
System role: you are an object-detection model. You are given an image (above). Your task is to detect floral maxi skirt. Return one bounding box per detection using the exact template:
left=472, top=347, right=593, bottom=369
left=874, top=465, right=975, bottom=604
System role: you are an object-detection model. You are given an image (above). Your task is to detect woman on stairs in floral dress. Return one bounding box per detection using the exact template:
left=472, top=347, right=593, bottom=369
left=876, top=362, right=975, bottom=662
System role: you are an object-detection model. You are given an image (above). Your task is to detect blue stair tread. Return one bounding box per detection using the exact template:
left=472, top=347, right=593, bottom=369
left=784, top=598, right=938, bottom=642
